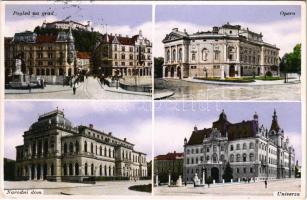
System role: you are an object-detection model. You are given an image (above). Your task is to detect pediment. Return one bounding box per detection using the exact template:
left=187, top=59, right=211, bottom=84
left=162, top=32, right=184, bottom=43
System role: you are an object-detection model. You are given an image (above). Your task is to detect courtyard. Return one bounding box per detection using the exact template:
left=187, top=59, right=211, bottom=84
left=154, top=79, right=301, bottom=100
left=4, top=180, right=151, bottom=196
left=154, top=178, right=301, bottom=196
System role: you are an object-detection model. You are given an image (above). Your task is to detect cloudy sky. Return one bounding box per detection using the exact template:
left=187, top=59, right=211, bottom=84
left=4, top=101, right=152, bottom=161
left=155, top=5, right=302, bottom=57
left=5, top=3, right=152, bottom=39
left=155, top=102, right=302, bottom=164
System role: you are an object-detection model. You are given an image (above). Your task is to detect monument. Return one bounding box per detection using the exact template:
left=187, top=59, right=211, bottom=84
left=176, top=175, right=183, bottom=187
left=9, top=59, right=27, bottom=88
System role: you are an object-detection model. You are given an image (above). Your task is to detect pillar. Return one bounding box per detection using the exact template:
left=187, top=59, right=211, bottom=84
left=40, top=165, right=43, bottom=180
left=168, top=173, right=171, bottom=186
left=28, top=165, right=32, bottom=180
left=213, top=180, right=216, bottom=184
left=238, top=178, right=240, bottom=183
left=221, top=65, right=225, bottom=80
left=34, top=165, right=37, bottom=180
left=231, top=179, right=233, bottom=183
left=223, top=179, right=225, bottom=184
left=202, top=170, right=205, bottom=185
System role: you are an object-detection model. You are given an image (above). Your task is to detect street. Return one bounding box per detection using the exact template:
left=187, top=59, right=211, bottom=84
left=154, top=178, right=301, bottom=196
left=5, top=180, right=152, bottom=196
left=154, top=79, right=301, bottom=100
left=6, top=77, right=151, bottom=100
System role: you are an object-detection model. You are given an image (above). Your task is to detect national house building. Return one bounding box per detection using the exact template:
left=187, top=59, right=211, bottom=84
left=15, top=109, right=147, bottom=182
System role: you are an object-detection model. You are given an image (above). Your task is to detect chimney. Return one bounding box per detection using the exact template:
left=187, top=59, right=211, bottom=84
left=119, top=34, right=122, bottom=37
left=108, top=132, right=112, bottom=136
left=89, top=124, right=93, bottom=129
left=124, top=138, right=126, bottom=141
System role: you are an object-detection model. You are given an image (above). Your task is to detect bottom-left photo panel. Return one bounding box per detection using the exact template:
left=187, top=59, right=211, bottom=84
left=3, top=101, right=152, bottom=196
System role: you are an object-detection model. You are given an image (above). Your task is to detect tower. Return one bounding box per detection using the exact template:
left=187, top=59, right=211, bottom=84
left=67, top=26, right=76, bottom=66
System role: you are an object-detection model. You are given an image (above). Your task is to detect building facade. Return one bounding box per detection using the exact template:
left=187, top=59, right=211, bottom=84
left=154, top=151, right=183, bottom=176
left=15, top=109, right=147, bottom=182
left=42, top=20, right=92, bottom=31
left=162, top=23, right=280, bottom=79
left=93, top=30, right=152, bottom=77
left=5, top=29, right=76, bottom=84
left=183, top=110, right=295, bottom=183
left=76, top=52, right=91, bottom=73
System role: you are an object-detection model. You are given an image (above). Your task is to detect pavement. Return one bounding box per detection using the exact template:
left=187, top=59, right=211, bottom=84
left=5, top=77, right=152, bottom=100
left=4, top=180, right=152, bottom=196
left=183, top=77, right=301, bottom=86
left=154, top=178, right=301, bottom=197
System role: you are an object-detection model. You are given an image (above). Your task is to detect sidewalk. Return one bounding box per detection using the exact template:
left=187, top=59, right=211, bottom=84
left=5, top=84, right=81, bottom=95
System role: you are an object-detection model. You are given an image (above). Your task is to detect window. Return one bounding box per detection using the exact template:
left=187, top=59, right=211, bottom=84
left=236, top=144, right=240, bottom=150
left=121, top=54, right=125, bottom=59
left=206, top=147, right=210, bottom=152
left=114, top=45, right=117, bottom=51
left=236, top=154, right=241, bottom=162
left=129, top=47, right=133, bottom=52
left=172, top=49, right=176, bottom=61
left=206, top=156, right=210, bottom=161
left=220, top=154, right=224, bottom=161
left=85, top=163, right=88, bottom=175
left=250, top=168, right=253, bottom=173
left=196, top=148, right=199, bottom=154
left=121, top=46, right=125, bottom=51
left=249, top=153, right=254, bottom=161
left=166, top=50, right=170, bottom=62
left=243, top=167, right=246, bottom=173
left=214, top=51, right=220, bottom=60
left=249, top=142, right=254, bottom=149
left=230, top=154, right=234, bottom=162
left=91, top=143, right=93, bottom=153
left=237, top=168, right=240, bottom=173
left=243, top=143, right=247, bottom=150
left=213, top=145, right=217, bottom=152
left=192, top=53, right=196, bottom=61
left=212, top=153, right=217, bottom=163
left=129, top=54, right=133, bottom=60
left=121, top=62, right=125, bottom=66
left=178, top=48, right=182, bottom=61
left=243, top=153, right=247, bottom=162
left=230, top=145, right=234, bottom=151
left=187, top=158, right=189, bottom=164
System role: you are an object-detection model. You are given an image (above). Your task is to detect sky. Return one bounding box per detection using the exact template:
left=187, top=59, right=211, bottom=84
left=155, top=102, right=302, bottom=164
left=5, top=4, right=152, bottom=39
left=4, top=101, right=152, bottom=161
left=155, top=5, right=302, bottom=57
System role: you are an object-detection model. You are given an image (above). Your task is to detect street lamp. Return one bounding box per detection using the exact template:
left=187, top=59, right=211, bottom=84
left=202, top=166, right=205, bottom=185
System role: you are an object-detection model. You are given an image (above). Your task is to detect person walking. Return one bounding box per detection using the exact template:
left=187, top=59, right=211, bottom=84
left=264, top=180, right=267, bottom=189
left=73, top=85, right=76, bottom=95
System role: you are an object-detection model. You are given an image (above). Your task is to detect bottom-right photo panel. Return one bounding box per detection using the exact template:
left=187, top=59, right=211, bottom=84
left=154, top=101, right=301, bottom=197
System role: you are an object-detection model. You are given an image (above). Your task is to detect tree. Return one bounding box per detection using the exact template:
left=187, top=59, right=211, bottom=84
left=279, top=44, right=301, bottom=82
left=222, top=162, right=233, bottom=182
left=154, top=57, right=164, bottom=78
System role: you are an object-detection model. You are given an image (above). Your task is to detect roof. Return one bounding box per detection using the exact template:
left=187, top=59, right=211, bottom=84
left=102, top=34, right=138, bottom=45
left=77, top=52, right=91, bottom=59
left=222, top=23, right=241, bottom=29
left=155, top=152, right=184, bottom=160
left=187, top=128, right=211, bottom=145
left=227, top=120, right=258, bottom=141
left=36, top=35, right=57, bottom=43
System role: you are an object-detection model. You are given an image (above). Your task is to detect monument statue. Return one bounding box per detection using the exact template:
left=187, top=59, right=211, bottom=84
left=176, top=175, right=183, bottom=187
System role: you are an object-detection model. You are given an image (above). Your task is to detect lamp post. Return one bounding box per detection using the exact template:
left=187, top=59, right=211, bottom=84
left=202, top=166, right=205, bottom=185
left=168, top=169, right=171, bottom=186
left=155, top=170, right=159, bottom=187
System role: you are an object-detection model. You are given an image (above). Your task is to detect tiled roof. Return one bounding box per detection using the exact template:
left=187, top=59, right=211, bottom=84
left=5, top=37, right=13, bottom=45
left=187, top=128, right=211, bottom=145
left=36, top=35, right=57, bottom=44
left=77, top=52, right=91, bottom=59
left=102, top=34, right=138, bottom=45
left=155, top=152, right=184, bottom=160
left=228, top=120, right=257, bottom=141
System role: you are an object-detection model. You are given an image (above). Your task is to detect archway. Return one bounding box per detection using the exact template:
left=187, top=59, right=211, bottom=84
left=240, top=66, right=244, bottom=76
left=229, top=65, right=235, bottom=77
left=43, top=163, right=47, bottom=180
left=211, top=167, right=219, bottom=183
left=177, top=67, right=181, bottom=79
left=170, top=67, right=175, bottom=77
left=37, top=164, right=41, bottom=179
left=165, top=67, right=169, bottom=77
left=257, top=67, right=260, bottom=76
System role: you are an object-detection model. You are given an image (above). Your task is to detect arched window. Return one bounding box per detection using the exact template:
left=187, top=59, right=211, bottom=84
left=220, top=154, right=225, bottom=161
left=85, top=163, right=88, bottom=175
left=105, top=147, right=107, bottom=156
left=109, top=166, right=111, bottom=176
left=236, top=154, right=241, bottom=162
left=91, top=143, right=93, bottom=153
left=230, top=145, right=234, bottom=151
left=212, top=153, right=217, bottom=163
left=104, top=165, right=107, bottom=176
left=91, top=164, right=94, bottom=175
left=84, top=141, right=87, bottom=152
left=243, top=153, right=247, bottom=162
left=250, top=153, right=254, bottom=161
left=109, top=149, right=112, bottom=157
left=69, top=163, right=73, bottom=175
left=202, top=48, right=209, bottom=61
left=69, top=142, right=74, bottom=153
left=63, top=164, right=67, bottom=175
left=64, top=143, right=67, bottom=154
left=75, top=163, right=79, bottom=175
left=206, top=156, right=210, bottom=161
left=230, top=154, right=234, bottom=162
left=172, top=49, right=176, bottom=61
left=243, top=143, right=247, bottom=150
left=249, top=142, right=254, bottom=149
left=178, top=48, right=182, bottom=61
left=75, top=141, right=79, bottom=153
left=99, top=165, right=102, bottom=176
left=166, top=50, right=170, bottom=62
left=100, top=146, right=102, bottom=156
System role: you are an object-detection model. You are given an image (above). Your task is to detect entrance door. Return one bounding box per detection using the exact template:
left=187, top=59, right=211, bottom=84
left=170, top=67, right=175, bottom=77
left=211, top=167, right=219, bottom=183
left=257, top=67, right=260, bottom=76
left=229, top=65, right=235, bottom=77
left=177, top=67, right=181, bottom=79
left=43, top=164, right=47, bottom=180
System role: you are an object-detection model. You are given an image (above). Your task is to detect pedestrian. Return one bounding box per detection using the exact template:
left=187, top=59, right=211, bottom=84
left=28, top=83, right=31, bottom=93
left=264, top=180, right=267, bottom=189
left=73, top=85, right=76, bottom=95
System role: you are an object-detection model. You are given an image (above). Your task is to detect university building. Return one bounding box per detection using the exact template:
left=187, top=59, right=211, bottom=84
left=15, top=109, right=148, bottom=182
left=5, top=28, right=76, bottom=84
left=162, top=23, right=280, bottom=79
left=183, top=110, right=295, bottom=183
left=92, top=30, right=152, bottom=77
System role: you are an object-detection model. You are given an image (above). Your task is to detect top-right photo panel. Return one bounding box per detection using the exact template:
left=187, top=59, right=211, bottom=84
left=154, top=4, right=302, bottom=100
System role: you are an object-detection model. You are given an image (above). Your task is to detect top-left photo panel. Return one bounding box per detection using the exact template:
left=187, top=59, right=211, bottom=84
left=4, top=2, right=153, bottom=100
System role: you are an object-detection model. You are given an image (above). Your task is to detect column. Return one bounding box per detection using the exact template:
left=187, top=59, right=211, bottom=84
left=40, top=165, right=43, bottom=180
left=168, top=173, right=171, bottom=186
left=202, top=170, right=205, bottom=185
left=34, top=165, right=37, bottom=180
left=221, top=65, right=225, bottom=80
left=28, top=165, right=32, bottom=180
